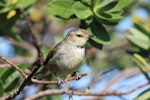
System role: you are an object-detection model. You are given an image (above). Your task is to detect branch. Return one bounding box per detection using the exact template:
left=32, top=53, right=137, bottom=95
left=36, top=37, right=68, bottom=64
left=1, top=8, right=43, bottom=100
left=102, top=67, right=141, bottom=92
left=87, top=67, right=116, bottom=90
left=0, top=55, right=87, bottom=85
left=31, top=74, right=87, bottom=84
left=0, top=56, right=26, bottom=78
left=1, top=54, right=43, bottom=100
left=25, top=82, right=150, bottom=100
left=0, top=39, right=38, bottom=68
left=18, top=8, right=37, bottom=44
left=18, top=8, right=41, bottom=54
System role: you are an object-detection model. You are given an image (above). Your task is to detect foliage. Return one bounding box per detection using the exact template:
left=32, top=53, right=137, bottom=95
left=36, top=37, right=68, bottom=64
left=45, top=0, right=133, bottom=49
left=135, top=90, right=150, bottom=100
left=127, top=23, right=150, bottom=58
left=0, top=65, right=25, bottom=97
left=0, top=0, right=150, bottom=100
left=133, top=54, right=150, bottom=82
left=129, top=24, right=150, bottom=100
left=0, top=0, right=36, bottom=40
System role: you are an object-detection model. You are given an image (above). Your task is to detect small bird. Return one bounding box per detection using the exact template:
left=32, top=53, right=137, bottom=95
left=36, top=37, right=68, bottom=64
left=43, top=29, right=94, bottom=83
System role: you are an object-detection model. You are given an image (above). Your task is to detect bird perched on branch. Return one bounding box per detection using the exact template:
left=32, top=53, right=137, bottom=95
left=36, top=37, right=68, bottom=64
left=43, top=29, right=94, bottom=84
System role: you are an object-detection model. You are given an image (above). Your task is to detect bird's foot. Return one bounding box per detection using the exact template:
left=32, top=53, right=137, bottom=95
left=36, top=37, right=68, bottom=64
left=72, top=71, right=82, bottom=80
left=56, top=77, right=64, bottom=87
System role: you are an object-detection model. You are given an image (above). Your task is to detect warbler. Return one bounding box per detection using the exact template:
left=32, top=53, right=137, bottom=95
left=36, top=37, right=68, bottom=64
left=43, top=29, right=94, bottom=82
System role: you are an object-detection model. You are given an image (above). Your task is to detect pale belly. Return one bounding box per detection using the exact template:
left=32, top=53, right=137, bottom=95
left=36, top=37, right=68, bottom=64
left=48, top=46, right=85, bottom=75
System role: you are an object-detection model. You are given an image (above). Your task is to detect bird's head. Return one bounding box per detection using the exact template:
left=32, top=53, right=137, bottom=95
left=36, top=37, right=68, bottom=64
left=64, top=29, right=94, bottom=47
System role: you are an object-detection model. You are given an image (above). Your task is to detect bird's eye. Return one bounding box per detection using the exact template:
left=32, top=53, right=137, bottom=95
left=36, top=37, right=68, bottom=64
left=76, top=34, right=83, bottom=37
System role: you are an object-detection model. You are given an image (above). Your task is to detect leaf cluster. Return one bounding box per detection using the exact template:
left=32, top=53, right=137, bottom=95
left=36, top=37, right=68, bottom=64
left=0, top=0, right=36, bottom=40
left=45, top=0, right=133, bottom=49
left=127, top=23, right=150, bottom=58
left=0, top=65, right=26, bottom=97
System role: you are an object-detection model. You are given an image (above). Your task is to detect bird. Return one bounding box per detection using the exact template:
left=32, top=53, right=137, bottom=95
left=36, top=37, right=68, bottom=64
left=43, top=29, right=94, bottom=84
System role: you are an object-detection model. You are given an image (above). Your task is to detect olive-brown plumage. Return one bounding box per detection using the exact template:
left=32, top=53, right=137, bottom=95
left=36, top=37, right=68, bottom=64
left=44, top=29, right=93, bottom=75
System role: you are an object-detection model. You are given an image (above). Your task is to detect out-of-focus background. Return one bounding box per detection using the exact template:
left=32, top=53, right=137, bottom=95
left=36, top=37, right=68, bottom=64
left=0, top=0, right=150, bottom=100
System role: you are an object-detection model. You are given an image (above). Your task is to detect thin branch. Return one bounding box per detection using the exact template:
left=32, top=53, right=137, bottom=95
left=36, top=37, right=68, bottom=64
left=0, top=56, right=27, bottom=78
left=1, top=54, right=43, bottom=100
left=24, top=82, right=150, bottom=100
left=18, top=8, right=37, bottom=44
left=65, top=74, right=71, bottom=89
left=9, top=38, right=38, bottom=64
left=31, top=74, right=87, bottom=84
left=0, top=55, right=87, bottom=85
left=102, top=67, right=141, bottom=92
left=18, top=8, right=41, bottom=55
left=1, top=8, right=43, bottom=100
left=87, top=67, right=116, bottom=89
left=0, top=39, right=38, bottom=68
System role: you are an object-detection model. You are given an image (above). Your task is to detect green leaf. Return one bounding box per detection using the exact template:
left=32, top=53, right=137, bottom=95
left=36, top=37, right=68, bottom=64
left=0, top=0, right=36, bottom=13
left=134, top=54, right=150, bottom=71
left=81, top=0, right=91, bottom=6
left=4, top=71, right=21, bottom=92
left=134, top=23, right=150, bottom=37
left=0, top=67, right=16, bottom=82
left=133, top=54, right=150, bottom=82
left=0, top=0, right=11, bottom=7
left=88, top=39, right=103, bottom=49
left=98, top=0, right=118, bottom=10
left=134, top=58, right=150, bottom=82
left=0, top=12, right=21, bottom=40
left=87, top=20, right=110, bottom=45
left=72, top=1, right=93, bottom=19
left=0, top=1, right=6, bottom=7
left=0, top=80, right=4, bottom=97
left=127, top=47, right=150, bottom=58
left=127, top=28, right=150, bottom=50
left=107, top=0, right=133, bottom=12
left=0, top=7, right=12, bottom=13
left=135, top=90, right=150, bottom=100
left=92, top=0, right=102, bottom=7
left=0, top=67, right=21, bottom=93
left=0, top=68, right=7, bottom=77
left=92, top=0, right=132, bottom=24
left=0, top=65, right=25, bottom=93
left=94, top=11, right=123, bottom=24
left=16, top=0, right=36, bottom=9
left=46, top=0, right=74, bottom=19
left=85, top=16, right=93, bottom=24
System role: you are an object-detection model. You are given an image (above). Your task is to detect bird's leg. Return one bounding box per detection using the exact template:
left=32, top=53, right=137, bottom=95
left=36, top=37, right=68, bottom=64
left=54, top=73, right=64, bottom=87
left=69, top=90, right=73, bottom=100
left=72, top=71, right=82, bottom=80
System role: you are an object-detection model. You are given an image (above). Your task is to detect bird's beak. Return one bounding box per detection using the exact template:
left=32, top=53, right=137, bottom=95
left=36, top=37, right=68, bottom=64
left=88, top=35, right=95, bottom=39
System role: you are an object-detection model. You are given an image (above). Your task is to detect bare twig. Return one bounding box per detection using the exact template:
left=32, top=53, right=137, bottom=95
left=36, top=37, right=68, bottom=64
left=9, top=38, right=38, bottom=64
left=31, top=74, right=87, bottom=84
left=1, top=8, right=43, bottom=100
left=0, top=55, right=87, bottom=85
left=18, top=8, right=37, bottom=43
left=24, top=82, right=150, bottom=100
left=0, top=56, right=27, bottom=78
left=0, top=39, right=38, bottom=68
left=65, top=74, right=71, bottom=89
left=102, top=67, right=141, bottom=92
left=87, top=67, right=116, bottom=89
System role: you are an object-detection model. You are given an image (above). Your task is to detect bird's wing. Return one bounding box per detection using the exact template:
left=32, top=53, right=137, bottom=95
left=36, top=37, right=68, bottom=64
left=43, top=50, right=55, bottom=65
left=43, top=42, right=63, bottom=65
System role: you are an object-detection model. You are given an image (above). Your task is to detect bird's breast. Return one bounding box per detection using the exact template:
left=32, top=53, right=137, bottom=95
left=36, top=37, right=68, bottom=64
left=48, top=45, right=85, bottom=74
left=62, top=46, right=85, bottom=68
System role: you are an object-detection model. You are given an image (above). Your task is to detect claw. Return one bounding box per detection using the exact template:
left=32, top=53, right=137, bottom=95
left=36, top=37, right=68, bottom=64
left=54, top=72, right=64, bottom=87
left=56, top=76, right=64, bottom=87
left=72, top=71, right=82, bottom=80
